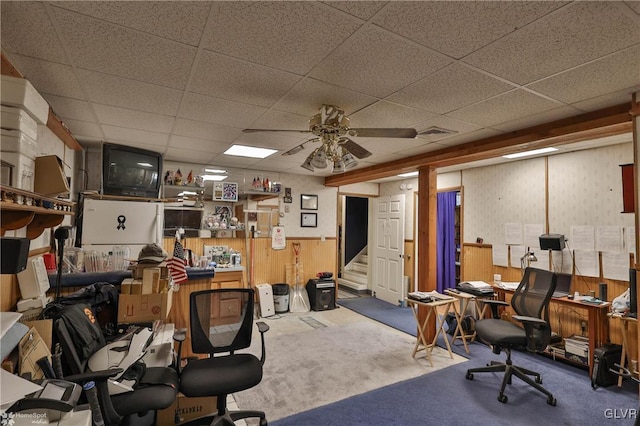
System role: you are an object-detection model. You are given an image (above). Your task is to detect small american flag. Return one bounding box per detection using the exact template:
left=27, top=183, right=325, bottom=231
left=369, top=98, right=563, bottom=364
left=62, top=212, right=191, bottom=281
left=168, top=238, right=188, bottom=285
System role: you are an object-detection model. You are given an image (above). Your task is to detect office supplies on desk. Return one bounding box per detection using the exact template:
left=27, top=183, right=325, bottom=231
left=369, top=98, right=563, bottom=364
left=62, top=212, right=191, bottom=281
left=408, top=291, right=453, bottom=303
left=458, top=281, right=494, bottom=295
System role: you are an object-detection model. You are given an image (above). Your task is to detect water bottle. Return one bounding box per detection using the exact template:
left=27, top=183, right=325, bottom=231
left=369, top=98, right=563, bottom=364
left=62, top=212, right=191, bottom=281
left=83, top=381, right=105, bottom=426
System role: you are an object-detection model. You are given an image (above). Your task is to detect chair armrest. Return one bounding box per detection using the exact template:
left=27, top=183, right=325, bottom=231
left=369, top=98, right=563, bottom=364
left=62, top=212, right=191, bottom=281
left=64, top=368, right=123, bottom=383
left=511, top=315, right=546, bottom=325
left=64, top=368, right=124, bottom=425
left=256, top=322, right=269, bottom=365
left=172, top=328, right=187, bottom=375
left=173, top=328, right=187, bottom=342
left=479, top=299, right=509, bottom=319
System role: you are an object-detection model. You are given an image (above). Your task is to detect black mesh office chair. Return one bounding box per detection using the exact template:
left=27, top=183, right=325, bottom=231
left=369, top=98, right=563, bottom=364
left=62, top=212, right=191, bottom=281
left=179, top=288, right=270, bottom=426
left=52, top=303, right=178, bottom=425
left=465, top=267, right=557, bottom=405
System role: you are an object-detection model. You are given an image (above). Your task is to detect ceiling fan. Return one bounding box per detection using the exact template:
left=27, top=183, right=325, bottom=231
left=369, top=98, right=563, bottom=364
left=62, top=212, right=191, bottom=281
left=242, top=105, right=417, bottom=173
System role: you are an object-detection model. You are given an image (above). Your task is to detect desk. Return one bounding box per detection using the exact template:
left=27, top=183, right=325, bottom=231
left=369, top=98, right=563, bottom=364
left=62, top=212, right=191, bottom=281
left=406, top=297, right=455, bottom=366
left=493, top=285, right=610, bottom=377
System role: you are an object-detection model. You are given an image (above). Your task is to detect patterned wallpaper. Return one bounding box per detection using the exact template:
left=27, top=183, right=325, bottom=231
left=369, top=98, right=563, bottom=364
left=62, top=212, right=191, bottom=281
left=462, top=158, right=547, bottom=245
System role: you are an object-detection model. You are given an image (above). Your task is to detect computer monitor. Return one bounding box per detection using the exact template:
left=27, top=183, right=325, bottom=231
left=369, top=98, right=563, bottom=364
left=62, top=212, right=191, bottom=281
left=552, top=273, right=572, bottom=298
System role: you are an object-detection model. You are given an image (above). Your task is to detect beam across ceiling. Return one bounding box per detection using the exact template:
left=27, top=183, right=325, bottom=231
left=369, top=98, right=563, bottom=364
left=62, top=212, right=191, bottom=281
left=324, top=103, right=632, bottom=187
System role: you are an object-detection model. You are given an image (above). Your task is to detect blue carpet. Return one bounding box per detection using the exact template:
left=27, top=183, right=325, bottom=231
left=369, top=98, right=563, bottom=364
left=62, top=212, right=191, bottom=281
left=278, top=296, right=640, bottom=425
left=338, top=296, right=417, bottom=337
left=272, top=338, right=638, bottom=426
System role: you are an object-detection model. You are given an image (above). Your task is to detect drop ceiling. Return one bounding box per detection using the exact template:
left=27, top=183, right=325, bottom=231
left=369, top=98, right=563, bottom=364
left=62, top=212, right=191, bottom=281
left=2, top=1, right=639, bottom=181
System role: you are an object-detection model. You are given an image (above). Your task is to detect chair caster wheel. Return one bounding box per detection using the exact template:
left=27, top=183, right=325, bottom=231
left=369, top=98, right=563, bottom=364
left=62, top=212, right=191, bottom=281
left=498, top=394, right=508, bottom=403
left=259, top=419, right=268, bottom=426
left=466, top=372, right=474, bottom=380
left=535, top=376, right=542, bottom=384
left=547, top=396, right=557, bottom=406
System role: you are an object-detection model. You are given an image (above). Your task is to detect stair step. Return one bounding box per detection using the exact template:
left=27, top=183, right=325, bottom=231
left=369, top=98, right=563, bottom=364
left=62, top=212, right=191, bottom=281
left=352, top=262, right=367, bottom=273
left=358, top=254, right=368, bottom=263
left=338, top=277, right=368, bottom=292
left=343, top=270, right=367, bottom=285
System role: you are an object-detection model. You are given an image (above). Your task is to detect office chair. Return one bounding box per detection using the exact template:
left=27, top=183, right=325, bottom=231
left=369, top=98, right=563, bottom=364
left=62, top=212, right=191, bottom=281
left=52, top=303, right=178, bottom=425
left=465, top=267, right=557, bottom=406
left=179, top=288, right=269, bottom=426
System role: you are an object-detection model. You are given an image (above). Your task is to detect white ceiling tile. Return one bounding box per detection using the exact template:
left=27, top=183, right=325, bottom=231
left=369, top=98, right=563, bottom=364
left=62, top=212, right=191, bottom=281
left=102, top=125, right=169, bottom=146
left=190, top=51, right=301, bottom=107
left=247, top=109, right=314, bottom=132
left=388, top=63, right=516, bottom=114
left=164, top=147, right=216, bottom=164
left=353, top=137, right=428, bottom=155
left=571, top=88, right=640, bottom=112
left=390, top=141, right=450, bottom=157
left=463, top=2, right=640, bottom=84
left=41, top=94, right=95, bottom=122
left=429, top=128, right=503, bottom=149
left=373, top=2, right=565, bottom=59
left=348, top=101, right=435, bottom=129
left=413, top=116, right=483, bottom=140
left=53, top=7, right=197, bottom=89
left=167, top=135, right=229, bottom=154
left=322, top=1, right=386, bottom=20
left=173, top=118, right=242, bottom=142
left=491, top=105, right=580, bottom=132
left=209, top=153, right=263, bottom=169
left=59, top=118, right=104, bottom=140
left=6, top=55, right=84, bottom=99
left=309, top=25, right=452, bottom=98
left=448, top=90, right=564, bottom=127
left=0, top=2, right=68, bottom=62
left=272, top=78, right=377, bottom=117
left=201, top=2, right=362, bottom=74
left=76, top=69, right=183, bottom=116
left=179, top=93, right=266, bottom=129
left=527, top=44, right=640, bottom=104
left=93, top=104, right=175, bottom=134
left=626, top=2, right=640, bottom=15
left=52, top=1, right=211, bottom=46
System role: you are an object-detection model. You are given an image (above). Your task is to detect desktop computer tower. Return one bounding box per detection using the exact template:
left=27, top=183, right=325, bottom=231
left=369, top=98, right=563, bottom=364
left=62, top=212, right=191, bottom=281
left=306, top=279, right=336, bottom=311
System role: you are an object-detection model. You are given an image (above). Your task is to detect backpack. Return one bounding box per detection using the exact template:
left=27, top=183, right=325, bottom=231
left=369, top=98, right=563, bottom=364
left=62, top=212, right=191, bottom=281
left=591, top=344, right=622, bottom=388
left=445, top=312, right=475, bottom=336
left=57, top=282, right=119, bottom=336
left=55, top=303, right=106, bottom=363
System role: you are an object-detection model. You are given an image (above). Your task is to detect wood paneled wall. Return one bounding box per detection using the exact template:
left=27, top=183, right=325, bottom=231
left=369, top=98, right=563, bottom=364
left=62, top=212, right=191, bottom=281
left=462, top=243, right=637, bottom=358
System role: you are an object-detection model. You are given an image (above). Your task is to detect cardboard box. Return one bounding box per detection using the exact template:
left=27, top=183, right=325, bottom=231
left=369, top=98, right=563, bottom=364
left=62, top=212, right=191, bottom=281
left=142, top=268, right=160, bottom=294
left=117, top=289, right=173, bottom=324
left=34, top=155, right=69, bottom=197
left=1, top=75, right=49, bottom=124
left=121, top=278, right=134, bottom=295
left=156, top=393, right=217, bottom=425
left=130, top=263, right=168, bottom=280
left=18, top=327, right=51, bottom=381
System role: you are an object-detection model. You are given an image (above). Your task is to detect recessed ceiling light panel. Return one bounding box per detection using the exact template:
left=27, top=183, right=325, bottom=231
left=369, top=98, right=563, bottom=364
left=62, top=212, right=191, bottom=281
left=224, top=144, right=277, bottom=159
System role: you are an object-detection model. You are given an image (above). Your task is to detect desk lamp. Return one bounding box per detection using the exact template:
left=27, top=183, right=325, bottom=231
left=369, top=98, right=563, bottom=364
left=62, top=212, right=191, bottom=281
left=520, top=248, right=537, bottom=273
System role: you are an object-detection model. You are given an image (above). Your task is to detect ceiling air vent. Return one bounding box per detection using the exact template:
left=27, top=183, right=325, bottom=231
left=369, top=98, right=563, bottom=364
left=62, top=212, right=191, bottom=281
left=418, top=126, right=458, bottom=140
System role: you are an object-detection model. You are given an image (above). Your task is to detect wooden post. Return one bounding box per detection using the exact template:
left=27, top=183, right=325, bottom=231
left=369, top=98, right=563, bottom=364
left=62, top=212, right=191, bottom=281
left=417, top=166, right=438, bottom=341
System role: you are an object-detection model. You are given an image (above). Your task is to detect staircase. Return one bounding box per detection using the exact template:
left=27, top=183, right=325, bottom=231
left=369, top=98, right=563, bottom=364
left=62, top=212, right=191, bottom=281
left=338, top=250, right=369, bottom=293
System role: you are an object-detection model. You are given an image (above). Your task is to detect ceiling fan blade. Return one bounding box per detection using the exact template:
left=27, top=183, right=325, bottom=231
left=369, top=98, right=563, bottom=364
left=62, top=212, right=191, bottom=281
left=242, top=128, right=310, bottom=134
left=341, top=138, right=372, bottom=159
left=349, top=128, right=417, bottom=138
left=282, top=138, right=320, bottom=156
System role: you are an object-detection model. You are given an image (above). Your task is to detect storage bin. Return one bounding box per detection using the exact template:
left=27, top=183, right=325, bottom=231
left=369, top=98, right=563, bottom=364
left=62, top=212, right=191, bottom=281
left=1, top=105, right=38, bottom=140
left=1, top=129, right=38, bottom=159
left=1, top=75, right=49, bottom=124
left=0, top=151, right=34, bottom=191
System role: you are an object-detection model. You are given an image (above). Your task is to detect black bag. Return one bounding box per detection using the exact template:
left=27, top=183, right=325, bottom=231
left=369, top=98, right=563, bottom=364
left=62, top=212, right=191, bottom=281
left=55, top=303, right=106, bottom=362
left=445, top=313, right=475, bottom=336
left=57, top=282, right=119, bottom=336
left=591, top=343, right=622, bottom=388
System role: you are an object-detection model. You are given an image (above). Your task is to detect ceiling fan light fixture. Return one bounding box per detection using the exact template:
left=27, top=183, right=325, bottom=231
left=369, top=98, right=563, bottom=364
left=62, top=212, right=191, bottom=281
left=301, top=154, right=315, bottom=171
left=332, top=160, right=345, bottom=174
left=342, top=151, right=358, bottom=169
left=310, top=148, right=328, bottom=169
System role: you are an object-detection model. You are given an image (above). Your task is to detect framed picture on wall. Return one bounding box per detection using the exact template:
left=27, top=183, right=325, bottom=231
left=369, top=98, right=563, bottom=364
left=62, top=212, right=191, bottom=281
left=301, top=194, right=318, bottom=210
left=301, top=212, right=317, bottom=227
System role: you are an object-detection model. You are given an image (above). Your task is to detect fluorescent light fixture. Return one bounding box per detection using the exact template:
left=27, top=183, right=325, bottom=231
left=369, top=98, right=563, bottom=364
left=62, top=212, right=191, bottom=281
left=502, top=147, right=558, bottom=159
left=397, top=171, right=419, bottom=178
left=178, top=191, right=197, bottom=196
left=202, top=175, right=227, bottom=181
left=224, top=144, right=277, bottom=159
left=205, top=168, right=226, bottom=173
left=137, top=162, right=153, bottom=167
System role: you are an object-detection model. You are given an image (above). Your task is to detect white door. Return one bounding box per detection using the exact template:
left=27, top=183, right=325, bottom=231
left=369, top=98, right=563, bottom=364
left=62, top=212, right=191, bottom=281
left=372, top=194, right=405, bottom=305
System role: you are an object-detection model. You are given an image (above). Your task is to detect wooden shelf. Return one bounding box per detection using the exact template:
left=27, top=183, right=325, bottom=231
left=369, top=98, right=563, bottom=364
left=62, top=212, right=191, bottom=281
left=240, top=190, right=280, bottom=202
left=1, top=185, right=74, bottom=239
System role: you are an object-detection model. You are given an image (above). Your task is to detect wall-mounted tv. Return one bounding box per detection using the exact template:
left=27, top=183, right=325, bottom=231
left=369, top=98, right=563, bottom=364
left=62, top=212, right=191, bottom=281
left=102, top=143, right=162, bottom=198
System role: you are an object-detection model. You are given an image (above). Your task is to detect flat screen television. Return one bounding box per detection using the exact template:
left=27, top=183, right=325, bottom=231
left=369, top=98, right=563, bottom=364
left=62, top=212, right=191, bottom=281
left=102, top=143, right=162, bottom=198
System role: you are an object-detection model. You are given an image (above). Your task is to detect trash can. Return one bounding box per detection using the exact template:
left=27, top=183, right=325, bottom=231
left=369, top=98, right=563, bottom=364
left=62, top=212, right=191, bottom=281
left=272, top=283, right=290, bottom=313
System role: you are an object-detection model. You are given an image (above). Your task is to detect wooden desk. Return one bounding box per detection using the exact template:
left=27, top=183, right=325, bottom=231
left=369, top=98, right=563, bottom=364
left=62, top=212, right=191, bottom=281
left=493, top=285, right=610, bottom=377
left=406, top=297, right=455, bottom=366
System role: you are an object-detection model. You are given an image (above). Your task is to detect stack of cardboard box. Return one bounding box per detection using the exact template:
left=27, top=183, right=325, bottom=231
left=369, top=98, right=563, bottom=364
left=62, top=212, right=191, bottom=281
left=118, top=263, right=173, bottom=324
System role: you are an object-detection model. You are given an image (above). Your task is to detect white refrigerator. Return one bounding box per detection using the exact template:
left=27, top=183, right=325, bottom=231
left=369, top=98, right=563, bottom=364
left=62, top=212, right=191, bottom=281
left=81, top=199, right=164, bottom=257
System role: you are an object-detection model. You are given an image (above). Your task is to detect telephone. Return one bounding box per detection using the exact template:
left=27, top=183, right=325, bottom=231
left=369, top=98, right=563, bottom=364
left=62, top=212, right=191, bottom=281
left=7, top=379, right=82, bottom=421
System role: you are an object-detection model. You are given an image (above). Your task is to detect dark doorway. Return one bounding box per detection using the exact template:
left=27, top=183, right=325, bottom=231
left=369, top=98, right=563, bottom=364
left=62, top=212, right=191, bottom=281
left=344, top=196, right=368, bottom=265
